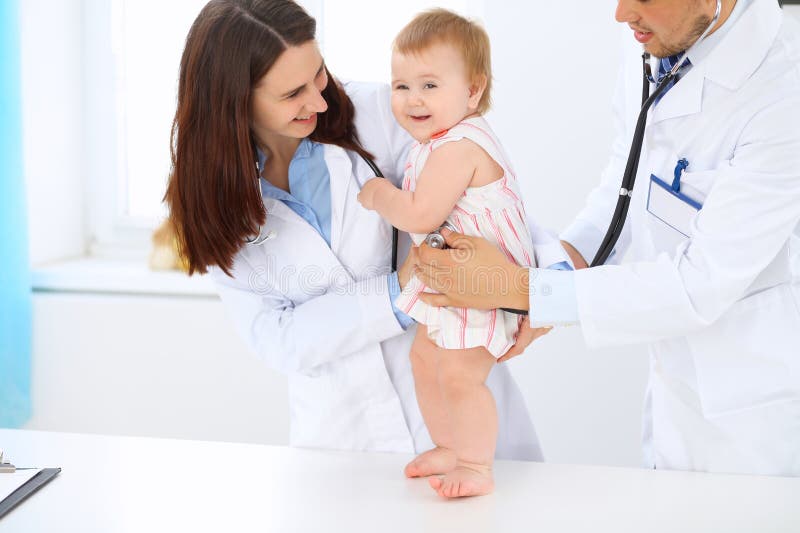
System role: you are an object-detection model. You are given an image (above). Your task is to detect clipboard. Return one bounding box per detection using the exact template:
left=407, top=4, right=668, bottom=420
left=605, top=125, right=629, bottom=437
left=0, top=467, right=61, bottom=519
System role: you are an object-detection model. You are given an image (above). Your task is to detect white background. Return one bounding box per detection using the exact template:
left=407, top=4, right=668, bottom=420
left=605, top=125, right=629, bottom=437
left=19, top=1, right=800, bottom=468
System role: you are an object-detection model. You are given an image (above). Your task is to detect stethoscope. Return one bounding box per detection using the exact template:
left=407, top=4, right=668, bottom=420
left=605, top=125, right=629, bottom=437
left=360, top=155, right=401, bottom=272
left=244, top=151, right=401, bottom=271
left=590, top=0, right=722, bottom=267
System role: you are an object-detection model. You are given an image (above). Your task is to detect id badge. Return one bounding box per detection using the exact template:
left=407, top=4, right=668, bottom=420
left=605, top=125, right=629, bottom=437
left=646, top=174, right=702, bottom=238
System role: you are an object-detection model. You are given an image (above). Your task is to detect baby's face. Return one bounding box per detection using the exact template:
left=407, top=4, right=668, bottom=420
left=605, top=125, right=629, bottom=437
left=391, top=43, right=478, bottom=143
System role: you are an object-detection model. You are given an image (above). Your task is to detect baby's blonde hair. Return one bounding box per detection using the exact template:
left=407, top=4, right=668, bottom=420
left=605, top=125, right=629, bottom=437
left=393, top=8, right=492, bottom=114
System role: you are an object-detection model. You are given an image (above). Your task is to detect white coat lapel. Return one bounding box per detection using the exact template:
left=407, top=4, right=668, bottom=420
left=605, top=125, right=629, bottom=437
left=651, top=0, right=781, bottom=126
left=324, top=144, right=353, bottom=255
left=262, top=196, right=339, bottom=261
left=701, top=0, right=781, bottom=91
left=650, top=66, right=704, bottom=126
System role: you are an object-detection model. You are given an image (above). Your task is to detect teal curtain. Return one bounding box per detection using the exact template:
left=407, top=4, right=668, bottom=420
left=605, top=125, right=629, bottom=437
left=0, top=0, right=32, bottom=428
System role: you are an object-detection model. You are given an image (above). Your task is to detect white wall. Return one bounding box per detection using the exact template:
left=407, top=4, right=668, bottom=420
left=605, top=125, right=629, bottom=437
left=26, top=292, right=289, bottom=445
left=485, top=1, right=621, bottom=230
left=23, top=0, right=653, bottom=468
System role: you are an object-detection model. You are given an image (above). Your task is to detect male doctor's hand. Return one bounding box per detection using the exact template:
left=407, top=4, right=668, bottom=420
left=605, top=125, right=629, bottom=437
left=414, top=228, right=551, bottom=361
left=414, top=228, right=530, bottom=311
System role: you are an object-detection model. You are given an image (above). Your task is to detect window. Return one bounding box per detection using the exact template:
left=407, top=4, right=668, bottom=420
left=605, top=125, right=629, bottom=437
left=115, top=0, right=210, bottom=222
left=92, top=0, right=483, bottom=252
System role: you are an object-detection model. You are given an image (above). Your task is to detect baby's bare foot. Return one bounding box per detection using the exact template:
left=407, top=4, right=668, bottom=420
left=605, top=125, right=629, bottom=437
left=404, top=447, right=457, bottom=478
left=428, top=463, right=494, bottom=498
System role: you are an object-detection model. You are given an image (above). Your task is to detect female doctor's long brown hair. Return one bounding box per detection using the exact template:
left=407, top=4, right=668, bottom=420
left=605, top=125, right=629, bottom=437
left=166, top=0, right=371, bottom=275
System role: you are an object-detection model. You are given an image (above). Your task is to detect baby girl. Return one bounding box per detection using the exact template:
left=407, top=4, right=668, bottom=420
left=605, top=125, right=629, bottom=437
left=359, top=9, right=538, bottom=498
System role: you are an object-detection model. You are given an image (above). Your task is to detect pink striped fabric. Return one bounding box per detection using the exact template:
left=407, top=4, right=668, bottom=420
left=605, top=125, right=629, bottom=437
left=394, top=116, right=535, bottom=358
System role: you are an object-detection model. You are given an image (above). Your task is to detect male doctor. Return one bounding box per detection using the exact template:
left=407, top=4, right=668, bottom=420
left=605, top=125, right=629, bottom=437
left=413, top=0, right=800, bottom=476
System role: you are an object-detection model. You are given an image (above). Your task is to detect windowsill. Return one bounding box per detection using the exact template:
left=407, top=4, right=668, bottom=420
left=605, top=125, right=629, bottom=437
left=31, top=256, right=218, bottom=298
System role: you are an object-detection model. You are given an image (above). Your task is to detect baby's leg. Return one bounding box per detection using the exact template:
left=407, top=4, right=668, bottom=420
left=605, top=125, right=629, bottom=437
left=429, top=345, right=497, bottom=498
left=405, top=326, right=457, bottom=478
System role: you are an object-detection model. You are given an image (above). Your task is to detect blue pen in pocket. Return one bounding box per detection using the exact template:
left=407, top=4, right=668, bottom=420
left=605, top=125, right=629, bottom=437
left=647, top=158, right=703, bottom=238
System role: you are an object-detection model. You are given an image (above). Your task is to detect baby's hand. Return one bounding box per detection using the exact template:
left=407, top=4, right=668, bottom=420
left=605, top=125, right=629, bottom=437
left=357, top=177, right=386, bottom=210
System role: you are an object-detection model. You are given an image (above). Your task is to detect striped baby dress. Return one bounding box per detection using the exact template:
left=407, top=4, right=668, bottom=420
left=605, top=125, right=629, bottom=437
left=394, top=116, right=536, bottom=358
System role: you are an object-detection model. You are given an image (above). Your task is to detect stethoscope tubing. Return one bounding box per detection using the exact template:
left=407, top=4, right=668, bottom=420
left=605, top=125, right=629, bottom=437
left=590, top=0, right=722, bottom=267
left=358, top=154, right=400, bottom=272
left=590, top=70, right=675, bottom=267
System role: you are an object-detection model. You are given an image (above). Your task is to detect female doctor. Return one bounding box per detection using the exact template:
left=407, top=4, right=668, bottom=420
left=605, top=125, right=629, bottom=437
left=164, top=0, right=544, bottom=462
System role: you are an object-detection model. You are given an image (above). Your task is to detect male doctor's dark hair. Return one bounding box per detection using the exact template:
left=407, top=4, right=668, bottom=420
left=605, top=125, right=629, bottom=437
left=166, top=0, right=371, bottom=276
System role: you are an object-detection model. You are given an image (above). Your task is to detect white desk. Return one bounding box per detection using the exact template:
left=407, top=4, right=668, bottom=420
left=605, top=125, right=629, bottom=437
left=0, top=429, right=797, bottom=533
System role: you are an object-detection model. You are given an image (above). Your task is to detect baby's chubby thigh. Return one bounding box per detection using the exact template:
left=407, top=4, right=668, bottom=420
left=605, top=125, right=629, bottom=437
left=435, top=343, right=496, bottom=391
left=408, top=324, right=441, bottom=377
left=411, top=323, right=494, bottom=390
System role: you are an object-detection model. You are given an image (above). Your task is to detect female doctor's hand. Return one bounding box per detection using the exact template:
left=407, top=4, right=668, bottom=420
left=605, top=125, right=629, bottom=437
left=398, top=244, right=419, bottom=291
left=497, top=318, right=553, bottom=363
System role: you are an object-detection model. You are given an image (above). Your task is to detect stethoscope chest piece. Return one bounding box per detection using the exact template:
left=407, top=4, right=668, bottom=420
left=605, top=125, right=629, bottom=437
left=424, top=222, right=457, bottom=249
left=425, top=233, right=447, bottom=249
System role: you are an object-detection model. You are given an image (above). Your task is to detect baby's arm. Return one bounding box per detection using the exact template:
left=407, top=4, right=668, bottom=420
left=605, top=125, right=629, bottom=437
left=358, top=140, right=478, bottom=234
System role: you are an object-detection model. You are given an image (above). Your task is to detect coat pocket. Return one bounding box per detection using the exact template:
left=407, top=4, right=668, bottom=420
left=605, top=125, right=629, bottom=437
left=645, top=173, right=704, bottom=254
left=687, top=284, right=800, bottom=417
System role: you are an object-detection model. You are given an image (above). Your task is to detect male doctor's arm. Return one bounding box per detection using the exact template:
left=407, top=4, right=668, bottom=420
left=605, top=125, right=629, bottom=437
left=416, top=95, right=800, bottom=347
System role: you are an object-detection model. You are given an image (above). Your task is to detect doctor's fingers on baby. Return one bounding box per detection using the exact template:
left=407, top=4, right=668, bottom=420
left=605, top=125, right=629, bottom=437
left=415, top=230, right=527, bottom=310
left=398, top=245, right=419, bottom=291
left=496, top=318, right=553, bottom=363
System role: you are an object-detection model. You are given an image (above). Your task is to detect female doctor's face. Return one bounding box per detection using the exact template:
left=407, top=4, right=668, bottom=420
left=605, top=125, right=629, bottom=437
left=615, top=0, right=716, bottom=58
left=251, top=41, right=329, bottom=147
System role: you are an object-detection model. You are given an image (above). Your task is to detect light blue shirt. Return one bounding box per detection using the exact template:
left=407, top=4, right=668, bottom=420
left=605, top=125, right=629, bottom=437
left=258, top=140, right=412, bottom=329
left=258, top=139, right=332, bottom=245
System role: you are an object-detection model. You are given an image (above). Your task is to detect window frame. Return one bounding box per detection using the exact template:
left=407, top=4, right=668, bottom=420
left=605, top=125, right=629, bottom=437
left=84, top=0, right=151, bottom=256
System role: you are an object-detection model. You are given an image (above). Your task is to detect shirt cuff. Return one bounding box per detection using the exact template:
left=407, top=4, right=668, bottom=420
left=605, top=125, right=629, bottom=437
left=529, top=268, right=579, bottom=328
left=387, top=272, right=415, bottom=330
left=545, top=260, right=573, bottom=271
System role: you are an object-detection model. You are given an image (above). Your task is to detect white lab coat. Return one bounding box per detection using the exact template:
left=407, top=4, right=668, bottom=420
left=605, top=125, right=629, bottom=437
left=212, top=82, right=543, bottom=459
left=563, top=0, right=800, bottom=476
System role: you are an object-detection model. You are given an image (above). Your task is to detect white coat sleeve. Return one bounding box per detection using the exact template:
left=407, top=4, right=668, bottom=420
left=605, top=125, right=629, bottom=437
left=526, top=214, right=573, bottom=268
left=560, top=58, right=637, bottom=266
left=344, top=81, right=414, bottom=187
left=575, top=92, right=800, bottom=347
left=210, top=258, right=405, bottom=378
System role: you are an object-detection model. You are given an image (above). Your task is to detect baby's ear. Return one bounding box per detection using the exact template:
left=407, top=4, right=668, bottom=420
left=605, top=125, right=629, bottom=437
left=468, top=74, right=488, bottom=110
